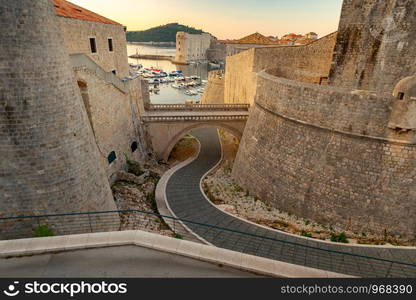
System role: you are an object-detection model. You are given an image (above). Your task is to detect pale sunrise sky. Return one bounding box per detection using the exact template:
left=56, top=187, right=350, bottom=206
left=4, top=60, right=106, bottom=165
left=69, top=0, right=344, bottom=39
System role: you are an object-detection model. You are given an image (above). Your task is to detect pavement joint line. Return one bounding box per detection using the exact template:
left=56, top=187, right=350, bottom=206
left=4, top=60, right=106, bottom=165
left=158, top=128, right=416, bottom=277
left=0, top=230, right=352, bottom=278
left=155, top=135, right=213, bottom=245
left=198, top=130, right=416, bottom=250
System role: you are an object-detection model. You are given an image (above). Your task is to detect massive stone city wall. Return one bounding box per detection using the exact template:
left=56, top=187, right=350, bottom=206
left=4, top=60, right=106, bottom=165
left=232, top=70, right=416, bottom=237
left=0, top=0, right=117, bottom=234
left=200, top=71, right=225, bottom=104
left=329, top=0, right=416, bottom=93
left=206, top=42, right=227, bottom=62
left=57, top=17, right=129, bottom=77
left=224, top=48, right=257, bottom=104
left=256, top=70, right=394, bottom=138
left=175, top=32, right=213, bottom=64
left=224, top=32, right=337, bottom=104
left=73, top=65, right=148, bottom=183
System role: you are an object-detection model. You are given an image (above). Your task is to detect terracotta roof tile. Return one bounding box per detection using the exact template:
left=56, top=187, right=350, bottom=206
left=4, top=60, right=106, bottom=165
left=227, top=32, right=279, bottom=45
left=53, top=0, right=121, bottom=26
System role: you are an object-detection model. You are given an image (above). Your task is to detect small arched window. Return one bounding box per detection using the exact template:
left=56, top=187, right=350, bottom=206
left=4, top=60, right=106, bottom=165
left=107, top=151, right=117, bottom=164
left=398, top=92, right=405, bottom=100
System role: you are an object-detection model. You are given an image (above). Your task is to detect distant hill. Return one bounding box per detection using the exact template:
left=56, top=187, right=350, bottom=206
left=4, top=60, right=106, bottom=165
left=126, top=23, right=207, bottom=43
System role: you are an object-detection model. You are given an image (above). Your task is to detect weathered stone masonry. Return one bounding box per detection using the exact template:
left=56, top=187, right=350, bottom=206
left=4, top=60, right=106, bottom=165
left=224, top=32, right=337, bottom=104
left=329, top=0, right=416, bottom=93
left=0, top=0, right=117, bottom=234
left=233, top=71, right=416, bottom=237
left=230, top=0, right=416, bottom=238
left=55, top=0, right=151, bottom=183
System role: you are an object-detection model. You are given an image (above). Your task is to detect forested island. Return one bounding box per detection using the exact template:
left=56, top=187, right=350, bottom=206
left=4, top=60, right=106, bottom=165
left=126, top=23, right=206, bottom=43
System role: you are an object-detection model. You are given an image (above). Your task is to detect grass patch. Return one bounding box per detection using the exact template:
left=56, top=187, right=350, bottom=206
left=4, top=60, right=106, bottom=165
left=173, top=233, right=183, bottom=239
left=301, top=231, right=313, bottom=238
left=33, top=225, right=54, bottom=238
left=330, top=232, right=349, bottom=243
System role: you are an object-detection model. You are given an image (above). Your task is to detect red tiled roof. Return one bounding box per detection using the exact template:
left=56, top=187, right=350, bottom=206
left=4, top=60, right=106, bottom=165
left=227, top=32, right=279, bottom=45
left=53, top=0, right=121, bottom=26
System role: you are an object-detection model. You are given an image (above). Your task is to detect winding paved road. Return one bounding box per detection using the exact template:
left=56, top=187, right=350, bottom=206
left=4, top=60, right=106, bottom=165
left=165, top=128, right=416, bottom=277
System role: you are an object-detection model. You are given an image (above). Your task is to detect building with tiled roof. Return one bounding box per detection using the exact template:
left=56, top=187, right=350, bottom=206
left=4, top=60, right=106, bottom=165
left=53, top=0, right=121, bottom=25
left=281, top=33, right=304, bottom=41
left=294, top=37, right=315, bottom=45
left=53, top=0, right=128, bottom=77
left=227, top=32, right=279, bottom=45
left=305, top=32, right=318, bottom=39
left=50, top=0, right=146, bottom=181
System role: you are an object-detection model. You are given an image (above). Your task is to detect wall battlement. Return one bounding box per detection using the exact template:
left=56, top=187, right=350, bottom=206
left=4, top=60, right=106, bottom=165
left=257, top=70, right=395, bottom=139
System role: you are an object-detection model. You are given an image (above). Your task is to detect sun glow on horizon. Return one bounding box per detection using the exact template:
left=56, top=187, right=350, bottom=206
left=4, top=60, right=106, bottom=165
left=67, top=0, right=343, bottom=39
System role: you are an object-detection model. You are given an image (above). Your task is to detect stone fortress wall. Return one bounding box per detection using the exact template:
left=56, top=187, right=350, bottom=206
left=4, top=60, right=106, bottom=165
left=224, top=32, right=337, bottom=104
left=56, top=3, right=151, bottom=183
left=233, top=70, right=416, bottom=237
left=230, top=0, right=416, bottom=238
left=0, top=0, right=117, bottom=234
left=73, top=63, right=147, bottom=183
left=329, top=0, right=416, bottom=93
left=174, top=32, right=213, bottom=64
left=57, top=17, right=130, bottom=77
left=200, top=70, right=225, bottom=104
left=206, top=42, right=227, bottom=62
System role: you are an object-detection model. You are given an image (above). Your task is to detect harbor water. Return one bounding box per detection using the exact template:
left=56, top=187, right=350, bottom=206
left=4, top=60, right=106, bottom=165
left=127, top=43, right=212, bottom=104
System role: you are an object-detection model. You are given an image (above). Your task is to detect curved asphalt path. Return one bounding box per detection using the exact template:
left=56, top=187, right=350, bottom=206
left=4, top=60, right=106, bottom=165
left=166, top=128, right=416, bottom=277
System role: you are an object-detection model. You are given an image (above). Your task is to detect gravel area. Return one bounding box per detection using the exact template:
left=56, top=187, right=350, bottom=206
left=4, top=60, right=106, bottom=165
left=110, top=136, right=199, bottom=237
left=203, top=131, right=416, bottom=246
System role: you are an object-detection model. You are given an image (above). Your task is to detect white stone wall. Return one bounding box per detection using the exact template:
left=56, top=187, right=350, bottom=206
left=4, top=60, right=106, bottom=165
left=74, top=67, right=148, bottom=183
left=58, top=17, right=129, bottom=77
left=175, top=32, right=212, bottom=63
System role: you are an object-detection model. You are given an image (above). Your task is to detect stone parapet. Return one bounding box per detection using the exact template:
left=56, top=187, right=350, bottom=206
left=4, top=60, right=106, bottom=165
left=232, top=70, right=416, bottom=238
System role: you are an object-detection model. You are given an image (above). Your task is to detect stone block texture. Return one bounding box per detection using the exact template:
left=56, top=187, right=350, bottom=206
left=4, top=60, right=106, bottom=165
left=224, top=32, right=337, bottom=104
left=57, top=16, right=129, bottom=77
left=0, top=0, right=117, bottom=236
left=228, top=0, right=416, bottom=238
left=175, top=32, right=213, bottom=64
left=200, top=71, right=225, bottom=104
left=329, top=0, right=416, bottom=93
left=232, top=71, right=416, bottom=237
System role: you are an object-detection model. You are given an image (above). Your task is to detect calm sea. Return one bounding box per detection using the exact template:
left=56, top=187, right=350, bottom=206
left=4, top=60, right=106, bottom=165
left=127, top=43, right=212, bottom=104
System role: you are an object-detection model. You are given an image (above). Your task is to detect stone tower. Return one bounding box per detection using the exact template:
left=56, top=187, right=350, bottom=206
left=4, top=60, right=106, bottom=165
left=0, top=0, right=117, bottom=235
left=329, top=0, right=416, bottom=92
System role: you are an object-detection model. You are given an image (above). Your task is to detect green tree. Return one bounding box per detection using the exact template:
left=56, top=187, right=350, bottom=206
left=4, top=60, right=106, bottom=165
left=126, top=23, right=209, bottom=42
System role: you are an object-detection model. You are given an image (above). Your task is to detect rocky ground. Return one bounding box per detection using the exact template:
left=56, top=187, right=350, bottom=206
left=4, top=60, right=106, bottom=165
left=203, top=130, right=416, bottom=246
left=167, top=135, right=199, bottom=166
left=111, top=136, right=199, bottom=237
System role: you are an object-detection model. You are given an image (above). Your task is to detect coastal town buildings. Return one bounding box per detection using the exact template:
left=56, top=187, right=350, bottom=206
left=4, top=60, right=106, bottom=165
left=174, top=32, right=214, bottom=64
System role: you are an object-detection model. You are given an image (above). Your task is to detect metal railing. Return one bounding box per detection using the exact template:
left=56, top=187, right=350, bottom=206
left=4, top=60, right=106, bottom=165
left=0, top=209, right=415, bottom=278
left=141, top=114, right=249, bottom=123
left=146, top=103, right=250, bottom=111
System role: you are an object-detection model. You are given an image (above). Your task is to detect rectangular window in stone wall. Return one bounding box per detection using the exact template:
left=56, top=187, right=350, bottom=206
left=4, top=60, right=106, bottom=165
left=107, top=151, right=117, bottom=164
left=90, top=38, right=97, bottom=53
left=108, top=38, right=114, bottom=52
left=131, top=141, right=138, bottom=152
